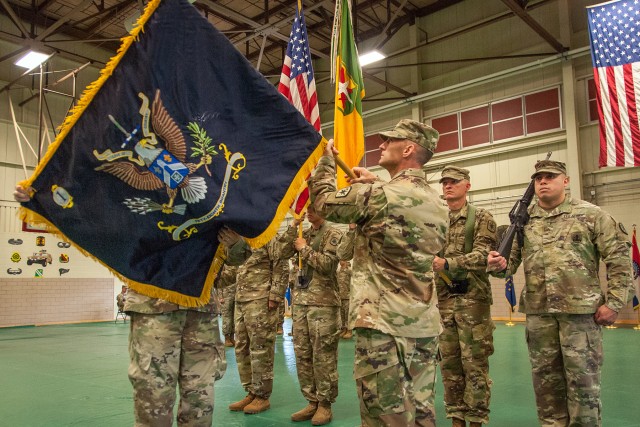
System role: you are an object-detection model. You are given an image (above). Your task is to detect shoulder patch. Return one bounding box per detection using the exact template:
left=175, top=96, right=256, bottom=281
left=618, top=222, right=628, bottom=235
left=487, top=221, right=496, bottom=233
left=330, top=237, right=340, bottom=246
left=335, top=187, right=352, bottom=198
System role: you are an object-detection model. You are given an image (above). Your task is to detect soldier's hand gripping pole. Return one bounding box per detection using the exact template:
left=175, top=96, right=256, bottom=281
left=497, top=151, right=552, bottom=262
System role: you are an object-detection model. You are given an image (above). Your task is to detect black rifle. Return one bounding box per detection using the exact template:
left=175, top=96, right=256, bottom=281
left=497, top=152, right=552, bottom=262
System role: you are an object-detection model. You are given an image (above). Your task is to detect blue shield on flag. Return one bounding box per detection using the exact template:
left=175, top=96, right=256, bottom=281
left=18, top=0, right=324, bottom=306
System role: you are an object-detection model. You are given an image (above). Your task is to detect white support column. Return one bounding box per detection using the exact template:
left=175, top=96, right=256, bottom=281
left=559, top=0, right=583, bottom=198
left=408, top=21, right=421, bottom=122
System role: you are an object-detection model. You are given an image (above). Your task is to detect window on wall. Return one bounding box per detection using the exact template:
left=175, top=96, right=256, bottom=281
left=461, top=105, right=490, bottom=148
left=427, top=86, right=562, bottom=154
left=363, top=134, right=383, bottom=167
left=587, top=78, right=599, bottom=123
left=432, top=114, right=459, bottom=153
left=524, top=88, right=561, bottom=134
left=492, top=97, right=524, bottom=141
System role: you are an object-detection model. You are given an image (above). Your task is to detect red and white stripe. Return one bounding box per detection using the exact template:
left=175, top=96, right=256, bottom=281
left=594, top=63, right=640, bottom=167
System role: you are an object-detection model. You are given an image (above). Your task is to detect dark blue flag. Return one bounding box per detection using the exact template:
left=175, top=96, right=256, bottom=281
left=18, top=0, right=324, bottom=306
left=505, top=275, right=517, bottom=312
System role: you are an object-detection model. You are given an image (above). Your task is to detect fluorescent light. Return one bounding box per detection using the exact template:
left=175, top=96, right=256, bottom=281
left=15, top=51, right=49, bottom=69
left=359, top=50, right=385, bottom=67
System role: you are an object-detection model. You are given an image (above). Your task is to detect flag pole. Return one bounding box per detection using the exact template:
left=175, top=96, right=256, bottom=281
left=506, top=306, right=515, bottom=326
left=335, top=153, right=357, bottom=180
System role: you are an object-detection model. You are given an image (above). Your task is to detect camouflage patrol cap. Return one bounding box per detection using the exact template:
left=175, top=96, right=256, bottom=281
left=531, top=160, right=567, bottom=178
left=378, top=119, right=439, bottom=152
left=439, top=165, right=470, bottom=182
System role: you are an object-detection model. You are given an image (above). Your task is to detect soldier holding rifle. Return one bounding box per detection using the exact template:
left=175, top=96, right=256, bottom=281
left=487, top=159, right=634, bottom=426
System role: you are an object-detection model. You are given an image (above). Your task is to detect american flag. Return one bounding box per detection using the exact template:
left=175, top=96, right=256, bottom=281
left=278, top=2, right=320, bottom=214
left=278, top=4, right=320, bottom=131
left=587, top=0, right=640, bottom=167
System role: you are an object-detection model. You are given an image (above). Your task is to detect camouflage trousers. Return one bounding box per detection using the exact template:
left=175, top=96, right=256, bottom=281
left=234, top=298, right=278, bottom=398
left=354, top=328, right=438, bottom=427
left=438, top=300, right=494, bottom=424
left=340, top=298, right=350, bottom=331
left=128, top=310, right=226, bottom=427
left=292, top=304, right=341, bottom=404
left=526, top=313, right=603, bottom=427
left=220, top=288, right=235, bottom=336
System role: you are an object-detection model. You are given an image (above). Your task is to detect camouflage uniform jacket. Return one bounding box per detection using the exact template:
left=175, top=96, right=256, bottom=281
left=225, top=238, right=287, bottom=304
left=436, top=203, right=497, bottom=305
left=498, top=196, right=633, bottom=314
left=309, top=156, right=448, bottom=338
left=215, top=265, right=238, bottom=300
left=337, top=228, right=355, bottom=261
left=280, top=221, right=342, bottom=306
left=337, top=265, right=352, bottom=300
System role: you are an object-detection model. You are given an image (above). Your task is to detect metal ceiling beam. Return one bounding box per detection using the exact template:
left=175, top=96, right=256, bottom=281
left=0, top=45, right=30, bottom=64
left=0, top=0, right=31, bottom=37
left=35, top=0, right=95, bottom=41
left=0, top=1, right=122, bottom=52
left=500, top=0, right=565, bottom=53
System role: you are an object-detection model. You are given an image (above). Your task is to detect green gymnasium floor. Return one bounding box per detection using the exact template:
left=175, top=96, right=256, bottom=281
left=1, top=319, right=639, bottom=426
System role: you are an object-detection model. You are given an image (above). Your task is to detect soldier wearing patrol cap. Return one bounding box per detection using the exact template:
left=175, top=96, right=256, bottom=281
left=433, top=165, right=497, bottom=427
left=488, top=159, right=634, bottom=427
left=278, top=204, right=343, bottom=425
left=307, top=119, right=449, bottom=427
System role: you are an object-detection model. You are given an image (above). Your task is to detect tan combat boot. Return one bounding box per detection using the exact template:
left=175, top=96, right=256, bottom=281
left=342, top=330, right=353, bottom=339
left=291, top=401, right=318, bottom=421
left=452, top=418, right=466, bottom=427
left=224, top=334, right=235, bottom=347
left=311, top=402, right=332, bottom=425
left=469, top=423, right=482, bottom=427
left=277, top=325, right=284, bottom=335
left=228, top=393, right=254, bottom=411
left=243, top=396, right=271, bottom=414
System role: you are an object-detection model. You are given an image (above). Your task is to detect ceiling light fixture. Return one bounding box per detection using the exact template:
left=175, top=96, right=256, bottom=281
left=359, top=50, right=386, bottom=67
left=15, top=51, right=50, bottom=69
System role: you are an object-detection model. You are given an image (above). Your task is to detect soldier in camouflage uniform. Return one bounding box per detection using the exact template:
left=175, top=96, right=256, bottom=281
left=221, top=230, right=288, bottom=415
left=487, top=160, right=634, bottom=427
left=116, top=285, right=127, bottom=311
left=215, top=265, right=238, bottom=347
left=308, top=119, right=449, bottom=427
left=433, top=165, right=497, bottom=427
left=279, top=205, right=343, bottom=425
left=336, top=224, right=356, bottom=339
left=125, top=289, right=227, bottom=426
left=13, top=184, right=228, bottom=427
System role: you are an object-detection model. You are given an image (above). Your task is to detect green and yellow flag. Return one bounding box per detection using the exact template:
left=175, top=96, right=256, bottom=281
left=332, top=0, right=365, bottom=189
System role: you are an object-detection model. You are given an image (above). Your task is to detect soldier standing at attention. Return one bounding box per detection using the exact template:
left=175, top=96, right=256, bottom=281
left=280, top=205, right=343, bottom=426
left=216, top=264, right=238, bottom=347
left=487, top=160, right=633, bottom=427
left=307, top=119, right=448, bottom=427
left=433, top=166, right=497, bottom=427
left=219, top=230, right=287, bottom=415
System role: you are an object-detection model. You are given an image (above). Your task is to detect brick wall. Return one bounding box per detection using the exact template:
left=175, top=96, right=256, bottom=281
left=0, top=277, right=115, bottom=327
